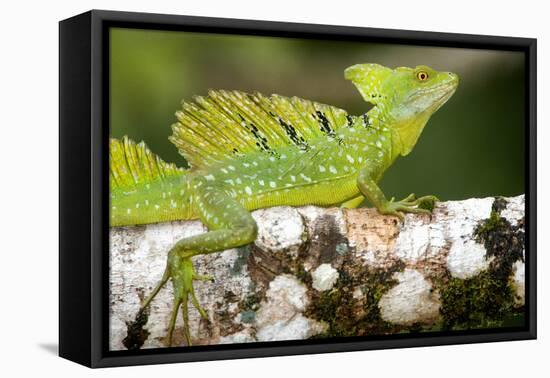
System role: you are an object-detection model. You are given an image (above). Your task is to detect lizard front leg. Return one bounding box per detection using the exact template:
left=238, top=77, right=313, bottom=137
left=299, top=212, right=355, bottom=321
left=357, top=168, right=438, bottom=220
left=141, top=181, right=258, bottom=347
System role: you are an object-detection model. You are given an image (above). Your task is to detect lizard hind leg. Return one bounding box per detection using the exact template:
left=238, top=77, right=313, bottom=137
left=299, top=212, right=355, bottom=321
left=141, top=182, right=258, bottom=347
left=340, top=195, right=365, bottom=209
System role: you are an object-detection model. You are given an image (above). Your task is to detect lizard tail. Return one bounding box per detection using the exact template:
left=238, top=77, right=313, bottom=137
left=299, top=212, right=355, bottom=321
left=110, top=136, right=194, bottom=227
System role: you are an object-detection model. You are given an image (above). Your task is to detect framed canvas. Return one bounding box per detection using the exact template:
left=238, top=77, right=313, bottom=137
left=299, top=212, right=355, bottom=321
left=59, top=9, right=537, bottom=368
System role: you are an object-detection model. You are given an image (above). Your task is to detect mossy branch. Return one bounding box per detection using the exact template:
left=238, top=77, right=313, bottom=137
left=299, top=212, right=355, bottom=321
left=109, top=195, right=525, bottom=350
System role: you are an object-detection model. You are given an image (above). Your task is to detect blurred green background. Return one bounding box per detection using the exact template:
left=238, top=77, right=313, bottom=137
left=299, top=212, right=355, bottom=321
left=110, top=28, right=525, bottom=201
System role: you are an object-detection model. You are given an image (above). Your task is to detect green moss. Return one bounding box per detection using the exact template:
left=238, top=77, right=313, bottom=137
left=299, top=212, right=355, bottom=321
left=475, top=210, right=503, bottom=238
left=239, top=292, right=263, bottom=312
left=437, top=197, right=525, bottom=330
left=295, top=265, right=312, bottom=286
left=491, top=196, right=508, bottom=213
left=306, top=257, right=404, bottom=338
left=308, top=289, right=351, bottom=337
left=231, top=246, right=251, bottom=276
left=122, top=308, right=150, bottom=350
left=501, top=311, right=526, bottom=327
left=439, top=271, right=515, bottom=329
left=234, top=290, right=264, bottom=327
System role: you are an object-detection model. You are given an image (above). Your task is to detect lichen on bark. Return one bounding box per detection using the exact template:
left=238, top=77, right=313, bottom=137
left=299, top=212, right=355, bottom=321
left=436, top=196, right=525, bottom=330
left=109, top=195, right=526, bottom=350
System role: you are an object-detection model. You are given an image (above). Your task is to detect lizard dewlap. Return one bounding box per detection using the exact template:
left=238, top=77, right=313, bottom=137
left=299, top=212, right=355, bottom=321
left=109, top=63, right=458, bottom=346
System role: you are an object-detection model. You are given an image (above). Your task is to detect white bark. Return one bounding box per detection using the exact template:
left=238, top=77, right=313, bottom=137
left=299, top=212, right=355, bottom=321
left=109, top=195, right=525, bottom=350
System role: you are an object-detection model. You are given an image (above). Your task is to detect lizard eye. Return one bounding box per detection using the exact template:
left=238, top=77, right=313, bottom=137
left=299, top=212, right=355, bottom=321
left=416, top=71, right=429, bottom=81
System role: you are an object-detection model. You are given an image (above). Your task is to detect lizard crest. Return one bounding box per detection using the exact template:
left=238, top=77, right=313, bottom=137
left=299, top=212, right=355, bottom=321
left=169, top=90, right=352, bottom=170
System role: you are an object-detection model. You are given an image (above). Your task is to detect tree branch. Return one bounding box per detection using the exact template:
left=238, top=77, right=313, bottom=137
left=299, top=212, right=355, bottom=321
left=109, top=195, right=525, bottom=350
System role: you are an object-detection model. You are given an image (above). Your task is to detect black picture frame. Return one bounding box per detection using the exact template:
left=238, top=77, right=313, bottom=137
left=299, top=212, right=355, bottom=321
left=59, top=9, right=537, bottom=368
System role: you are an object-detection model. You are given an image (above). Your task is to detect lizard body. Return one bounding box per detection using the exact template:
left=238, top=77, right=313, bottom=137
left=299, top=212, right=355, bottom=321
left=110, top=64, right=458, bottom=346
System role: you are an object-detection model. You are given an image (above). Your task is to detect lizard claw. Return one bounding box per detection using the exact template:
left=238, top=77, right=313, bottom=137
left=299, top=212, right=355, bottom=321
left=379, top=193, right=438, bottom=220
left=140, top=249, right=212, bottom=347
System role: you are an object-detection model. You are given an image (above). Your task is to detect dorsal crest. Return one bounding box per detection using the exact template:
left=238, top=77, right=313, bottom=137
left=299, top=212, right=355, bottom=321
left=110, top=136, right=186, bottom=191
left=169, top=90, right=354, bottom=169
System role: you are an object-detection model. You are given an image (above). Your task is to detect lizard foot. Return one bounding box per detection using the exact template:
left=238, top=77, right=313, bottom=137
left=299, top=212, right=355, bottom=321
left=140, top=249, right=214, bottom=347
left=379, top=193, right=439, bottom=220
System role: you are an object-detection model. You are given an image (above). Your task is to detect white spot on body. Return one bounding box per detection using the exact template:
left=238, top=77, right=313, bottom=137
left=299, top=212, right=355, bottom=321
left=299, top=173, right=312, bottom=182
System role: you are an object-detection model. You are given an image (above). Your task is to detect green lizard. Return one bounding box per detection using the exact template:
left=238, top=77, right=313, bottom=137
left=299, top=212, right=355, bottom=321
left=110, top=63, right=459, bottom=346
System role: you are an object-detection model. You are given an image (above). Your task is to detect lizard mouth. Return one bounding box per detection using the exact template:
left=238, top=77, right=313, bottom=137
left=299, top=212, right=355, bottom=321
left=409, top=75, right=459, bottom=113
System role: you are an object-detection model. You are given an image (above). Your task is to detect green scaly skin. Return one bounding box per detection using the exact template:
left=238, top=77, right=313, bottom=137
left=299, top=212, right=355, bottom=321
left=110, top=64, right=459, bottom=346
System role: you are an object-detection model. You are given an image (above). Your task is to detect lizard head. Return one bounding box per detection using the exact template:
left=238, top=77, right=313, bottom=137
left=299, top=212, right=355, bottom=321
left=345, top=63, right=459, bottom=155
